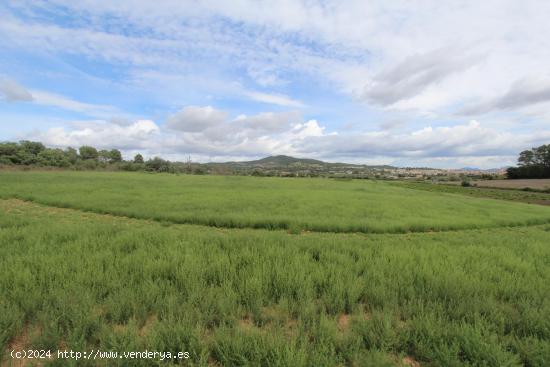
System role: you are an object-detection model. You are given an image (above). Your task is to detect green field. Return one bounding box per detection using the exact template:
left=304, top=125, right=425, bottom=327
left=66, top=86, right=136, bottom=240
left=2, top=172, right=550, bottom=234
left=1, top=172, right=550, bottom=366
left=391, top=181, right=550, bottom=205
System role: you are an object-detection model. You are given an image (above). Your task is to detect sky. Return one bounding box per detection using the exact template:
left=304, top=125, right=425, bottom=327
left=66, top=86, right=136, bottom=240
left=1, top=1, right=550, bottom=168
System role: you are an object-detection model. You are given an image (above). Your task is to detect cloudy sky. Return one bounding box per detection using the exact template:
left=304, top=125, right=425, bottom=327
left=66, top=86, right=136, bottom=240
left=1, top=1, right=550, bottom=168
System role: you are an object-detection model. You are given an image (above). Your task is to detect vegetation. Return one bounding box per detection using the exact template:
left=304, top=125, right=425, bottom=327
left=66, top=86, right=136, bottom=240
left=1, top=198, right=549, bottom=366
left=0, top=141, right=440, bottom=179
left=0, top=140, right=199, bottom=174
left=507, top=144, right=550, bottom=179
left=392, top=181, right=550, bottom=205
left=0, top=141, right=371, bottom=177
left=1, top=168, right=550, bottom=366
left=1, top=140, right=510, bottom=180
left=2, top=172, right=550, bottom=234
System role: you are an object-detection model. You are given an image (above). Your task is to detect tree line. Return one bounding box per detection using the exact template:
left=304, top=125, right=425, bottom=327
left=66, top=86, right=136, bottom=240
left=0, top=141, right=204, bottom=173
left=507, top=144, right=550, bottom=179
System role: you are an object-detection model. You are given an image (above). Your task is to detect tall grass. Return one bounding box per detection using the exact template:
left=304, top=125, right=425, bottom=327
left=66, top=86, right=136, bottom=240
left=1, top=199, right=549, bottom=366
left=1, top=171, right=550, bottom=233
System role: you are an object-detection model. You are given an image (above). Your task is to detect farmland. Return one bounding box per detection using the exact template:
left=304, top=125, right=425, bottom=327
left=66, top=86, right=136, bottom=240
left=473, top=179, right=550, bottom=191
left=392, top=181, right=550, bottom=206
left=1, top=172, right=550, bottom=366
left=2, top=172, right=550, bottom=234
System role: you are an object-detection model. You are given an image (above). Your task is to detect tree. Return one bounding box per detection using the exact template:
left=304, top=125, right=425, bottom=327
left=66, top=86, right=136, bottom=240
left=79, top=146, right=98, bottom=160
left=145, top=157, right=171, bottom=172
left=98, top=150, right=111, bottom=163
left=0, top=140, right=212, bottom=174
left=534, top=144, right=550, bottom=167
left=508, top=144, right=550, bottom=179
left=0, top=142, right=19, bottom=157
left=98, top=149, right=122, bottom=163
left=0, top=142, right=30, bottom=164
left=518, top=150, right=534, bottom=166
left=38, top=149, right=70, bottom=167
left=65, top=147, right=79, bottom=164
left=506, top=167, right=520, bottom=179
left=109, top=149, right=122, bottom=163
left=19, top=140, right=45, bottom=155
left=14, top=149, right=37, bottom=165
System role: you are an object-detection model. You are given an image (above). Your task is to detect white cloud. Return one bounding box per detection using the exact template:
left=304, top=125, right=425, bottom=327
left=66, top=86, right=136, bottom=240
left=0, top=77, right=120, bottom=117
left=0, top=78, right=33, bottom=101
left=460, top=76, right=550, bottom=115
left=236, top=111, right=300, bottom=133
left=30, top=90, right=120, bottom=117
left=292, top=120, right=326, bottom=139
left=243, top=91, right=305, bottom=108
left=23, top=108, right=550, bottom=169
left=6, top=0, right=550, bottom=117
left=296, top=120, right=550, bottom=161
left=165, top=106, right=228, bottom=132
left=31, top=119, right=159, bottom=150
left=4, top=1, right=550, bottom=167
left=378, top=119, right=406, bottom=131
left=362, top=47, right=480, bottom=106
left=15, top=0, right=545, bottom=110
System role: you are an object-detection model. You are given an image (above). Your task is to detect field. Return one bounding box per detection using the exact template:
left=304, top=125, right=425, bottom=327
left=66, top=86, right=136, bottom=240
left=2, top=172, right=550, bottom=234
left=473, top=179, right=550, bottom=191
left=1, top=172, right=550, bottom=366
left=392, top=181, right=550, bottom=206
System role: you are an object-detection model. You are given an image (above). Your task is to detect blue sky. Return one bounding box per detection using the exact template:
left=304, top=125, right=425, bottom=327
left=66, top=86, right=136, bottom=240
left=1, top=1, right=550, bottom=168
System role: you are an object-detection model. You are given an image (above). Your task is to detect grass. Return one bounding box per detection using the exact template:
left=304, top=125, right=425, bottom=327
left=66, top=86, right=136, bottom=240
left=1, top=171, right=550, bottom=233
left=1, top=172, right=550, bottom=366
left=1, top=199, right=550, bottom=366
left=391, top=181, right=550, bottom=205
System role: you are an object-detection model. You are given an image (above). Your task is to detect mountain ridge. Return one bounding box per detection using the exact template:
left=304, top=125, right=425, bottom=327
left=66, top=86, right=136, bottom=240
left=218, top=155, right=395, bottom=169
left=241, top=155, right=325, bottom=165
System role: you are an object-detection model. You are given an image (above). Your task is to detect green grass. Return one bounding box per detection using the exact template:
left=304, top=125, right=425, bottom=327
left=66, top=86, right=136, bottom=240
left=2, top=171, right=550, bottom=233
left=391, top=181, right=550, bottom=204
left=2, top=172, right=550, bottom=366
left=1, top=199, right=549, bottom=366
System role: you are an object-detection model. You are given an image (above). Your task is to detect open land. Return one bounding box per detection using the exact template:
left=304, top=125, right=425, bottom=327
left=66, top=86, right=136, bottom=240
left=1, top=171, right=550, bottom=366
left=472, top=179, right=550, bottom=190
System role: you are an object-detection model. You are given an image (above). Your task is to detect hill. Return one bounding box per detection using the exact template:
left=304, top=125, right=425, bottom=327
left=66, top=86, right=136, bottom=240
left=202, top=154, right=399, bottom=177
left=242, top=155, right=325, bottom=166
left=221, top=155, right=394, bottom=168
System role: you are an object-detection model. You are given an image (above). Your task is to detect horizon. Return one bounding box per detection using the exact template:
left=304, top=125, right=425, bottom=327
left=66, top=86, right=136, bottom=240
left=2, top=2, right=550, bottom=169
left=0, top=141, right=509, bottom=171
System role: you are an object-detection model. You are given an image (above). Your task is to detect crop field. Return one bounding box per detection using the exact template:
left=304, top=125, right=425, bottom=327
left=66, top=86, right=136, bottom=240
left=392, top=181, right=550, bottom=206
left=2, top=172, right=550, bottom=234
left=1, top=172, right=550, bottom=366
left=473, top=179, right=550, bottom=191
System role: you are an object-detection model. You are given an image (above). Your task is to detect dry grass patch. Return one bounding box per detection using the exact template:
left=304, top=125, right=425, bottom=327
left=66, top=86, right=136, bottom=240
left=402, top=355, right=421, bottom=367
left=337, top=314, right=351, bottom=332
left=3, top=324, right=46, bottom=367
left=138, top=314, right=157, bottom=337
left=237, top=314, right=254, bottom=331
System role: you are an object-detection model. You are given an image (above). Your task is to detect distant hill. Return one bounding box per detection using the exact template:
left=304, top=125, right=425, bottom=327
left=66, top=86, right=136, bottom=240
left=243, top=155, right=325, bottom=166
left=208, top=155, right=398, bottom=172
